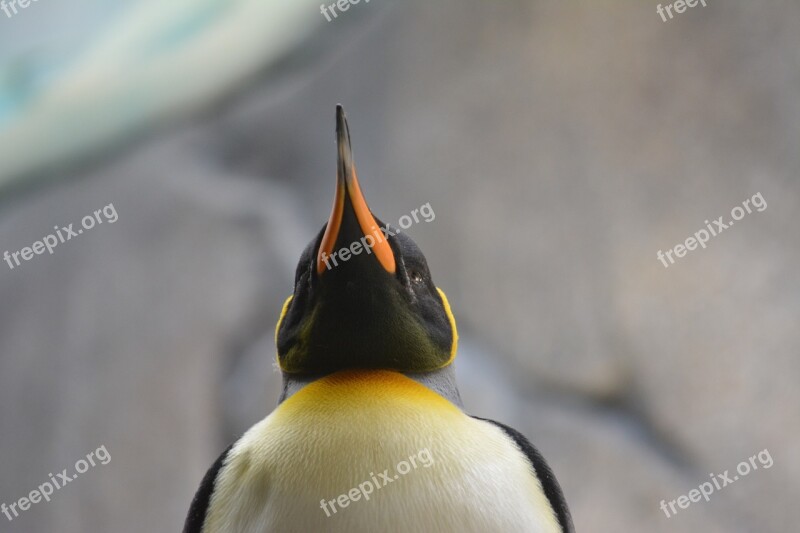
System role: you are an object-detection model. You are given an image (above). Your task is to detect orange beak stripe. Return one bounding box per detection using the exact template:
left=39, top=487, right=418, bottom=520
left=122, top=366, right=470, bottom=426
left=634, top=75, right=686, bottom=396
left=316, top=106, right=396, bottom=274
left=317, top=178, right=346, bottom=274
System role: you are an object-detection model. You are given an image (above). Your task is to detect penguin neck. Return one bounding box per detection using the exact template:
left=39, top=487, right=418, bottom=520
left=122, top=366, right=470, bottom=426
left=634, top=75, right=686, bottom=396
left=278, top=365, right=463, bottom=408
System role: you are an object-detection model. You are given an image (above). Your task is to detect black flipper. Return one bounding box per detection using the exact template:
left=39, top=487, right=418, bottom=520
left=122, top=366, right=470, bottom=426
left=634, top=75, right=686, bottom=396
left=473, top=417, right=575, bottom=533
left=182, top=443, right=234, bottom=533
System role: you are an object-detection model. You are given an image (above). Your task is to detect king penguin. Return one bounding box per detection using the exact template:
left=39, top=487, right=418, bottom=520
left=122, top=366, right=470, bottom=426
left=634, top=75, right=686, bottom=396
left=183, top=105, right=574, bottom=533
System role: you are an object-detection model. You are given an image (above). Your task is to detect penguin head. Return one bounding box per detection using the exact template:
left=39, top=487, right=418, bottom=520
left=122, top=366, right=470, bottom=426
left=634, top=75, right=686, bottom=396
left=275, top=105, right=458, bottom=375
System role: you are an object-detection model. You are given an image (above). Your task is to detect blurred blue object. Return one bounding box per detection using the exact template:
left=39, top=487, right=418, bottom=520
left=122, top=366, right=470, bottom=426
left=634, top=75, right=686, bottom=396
left=0, top=0, right=320, bottom=191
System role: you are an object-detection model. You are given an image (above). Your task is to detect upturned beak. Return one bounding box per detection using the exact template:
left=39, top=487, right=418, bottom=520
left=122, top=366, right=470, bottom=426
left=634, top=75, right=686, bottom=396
left=316, top=105, right=396, bottom=275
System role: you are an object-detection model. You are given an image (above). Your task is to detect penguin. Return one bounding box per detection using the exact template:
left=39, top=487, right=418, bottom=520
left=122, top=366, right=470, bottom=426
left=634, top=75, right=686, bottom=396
left=183, top=105, right=574, bottom=533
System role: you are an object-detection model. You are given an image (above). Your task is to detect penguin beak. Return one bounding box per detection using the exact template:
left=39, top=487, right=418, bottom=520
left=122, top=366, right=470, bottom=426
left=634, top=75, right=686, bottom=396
left=316, top=105, right=396, bottom=275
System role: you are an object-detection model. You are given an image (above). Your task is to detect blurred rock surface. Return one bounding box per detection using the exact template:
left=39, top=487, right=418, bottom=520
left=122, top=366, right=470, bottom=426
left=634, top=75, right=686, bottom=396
left=1, top=1, right=797, bottom=531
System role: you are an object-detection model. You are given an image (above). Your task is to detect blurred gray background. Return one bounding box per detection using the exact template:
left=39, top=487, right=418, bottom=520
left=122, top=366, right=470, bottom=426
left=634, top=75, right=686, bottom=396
left=0, top=0, right=798, bottom=531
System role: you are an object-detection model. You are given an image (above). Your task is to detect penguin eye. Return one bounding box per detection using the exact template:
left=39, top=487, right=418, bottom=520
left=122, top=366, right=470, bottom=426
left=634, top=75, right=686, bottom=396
left=409, top=270, right=424, bottom=284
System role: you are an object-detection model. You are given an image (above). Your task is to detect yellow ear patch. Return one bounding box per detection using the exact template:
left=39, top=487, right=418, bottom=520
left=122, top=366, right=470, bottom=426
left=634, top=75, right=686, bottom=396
left=274, top=295, right=293, bottom=369
left=436, top=287, right=459, bottom=368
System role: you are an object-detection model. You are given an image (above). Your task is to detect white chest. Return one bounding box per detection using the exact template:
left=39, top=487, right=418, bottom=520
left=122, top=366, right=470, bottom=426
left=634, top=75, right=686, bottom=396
left=203, top=372, right=562, bottom=533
